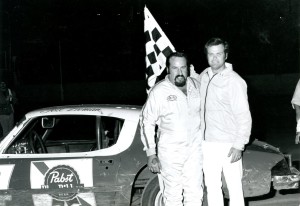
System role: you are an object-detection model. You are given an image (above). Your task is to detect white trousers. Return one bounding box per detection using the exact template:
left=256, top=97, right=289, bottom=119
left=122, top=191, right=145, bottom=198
left=202, top=141, right=244, bottom=206
left=158, top=143, right=203, bottom=206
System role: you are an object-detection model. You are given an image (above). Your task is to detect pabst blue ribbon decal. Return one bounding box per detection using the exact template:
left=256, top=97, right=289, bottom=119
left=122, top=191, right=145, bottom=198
left=43, top=165, right=83, bottom=200
left=30, top=159, right=95, bottom=206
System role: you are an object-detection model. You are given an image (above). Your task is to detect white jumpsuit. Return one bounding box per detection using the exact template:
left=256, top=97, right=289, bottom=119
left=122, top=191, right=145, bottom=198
left=140, top=75, right=203, bottom=206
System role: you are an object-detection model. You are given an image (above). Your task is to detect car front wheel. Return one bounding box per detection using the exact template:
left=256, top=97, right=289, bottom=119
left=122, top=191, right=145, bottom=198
left=141, top=176, right=164, bottom=206
left=141, top=176, right=208, bottom=206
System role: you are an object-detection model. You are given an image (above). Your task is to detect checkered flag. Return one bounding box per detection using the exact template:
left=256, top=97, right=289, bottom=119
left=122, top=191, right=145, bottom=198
left=144, top=6, right=175, bottom=92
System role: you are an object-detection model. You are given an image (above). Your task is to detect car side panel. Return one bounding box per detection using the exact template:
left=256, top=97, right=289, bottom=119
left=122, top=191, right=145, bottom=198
left=222, top=149, right=283, bottom=198
left=0, top=156, right=120, bottom=206
left=0, top=126, right=147, bottom=206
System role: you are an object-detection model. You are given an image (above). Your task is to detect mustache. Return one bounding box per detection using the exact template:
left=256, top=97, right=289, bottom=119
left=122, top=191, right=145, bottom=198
left=175, top=75, right=185, bottom=79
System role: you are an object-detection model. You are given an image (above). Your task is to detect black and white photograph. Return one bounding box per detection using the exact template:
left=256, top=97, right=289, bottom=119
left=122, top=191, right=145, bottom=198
left=0, top=0, right=299, bottom=205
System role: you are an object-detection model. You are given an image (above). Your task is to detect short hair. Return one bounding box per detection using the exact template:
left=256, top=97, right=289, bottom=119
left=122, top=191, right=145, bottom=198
left=166, top=52, right=189, bottom=68
left=204, top=38, right=229, bottom=55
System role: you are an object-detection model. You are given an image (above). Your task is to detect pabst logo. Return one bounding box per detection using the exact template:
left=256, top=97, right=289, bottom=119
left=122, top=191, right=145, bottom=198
left=42, top=165, right=84, bottom=201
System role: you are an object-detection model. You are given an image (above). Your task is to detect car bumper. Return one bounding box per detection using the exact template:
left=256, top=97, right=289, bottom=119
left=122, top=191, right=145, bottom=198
left=272, top=167, right=300, bottom=190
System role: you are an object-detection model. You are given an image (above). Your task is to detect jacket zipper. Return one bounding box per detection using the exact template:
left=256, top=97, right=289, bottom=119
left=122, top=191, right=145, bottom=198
left=203, top=72, right=217, bottom=140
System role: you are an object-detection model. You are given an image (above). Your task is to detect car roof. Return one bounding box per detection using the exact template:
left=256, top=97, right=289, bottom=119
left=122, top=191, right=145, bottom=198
left=24, top=104, right=143, bottom=121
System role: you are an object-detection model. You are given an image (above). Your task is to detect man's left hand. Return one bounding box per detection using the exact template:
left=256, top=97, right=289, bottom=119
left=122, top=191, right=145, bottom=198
left=228, top=147, right=242, bottom=163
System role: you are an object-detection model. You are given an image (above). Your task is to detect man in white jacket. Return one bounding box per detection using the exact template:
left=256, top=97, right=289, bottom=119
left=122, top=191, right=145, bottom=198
left=291, top=79, right=300, bottom=144
left=198, top=38, right=252, bottom=206
left=140, top=52, right=203, bottom=206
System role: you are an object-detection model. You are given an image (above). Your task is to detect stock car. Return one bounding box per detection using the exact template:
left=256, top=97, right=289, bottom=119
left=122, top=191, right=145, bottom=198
left=0, top=104, right=299, bottom=206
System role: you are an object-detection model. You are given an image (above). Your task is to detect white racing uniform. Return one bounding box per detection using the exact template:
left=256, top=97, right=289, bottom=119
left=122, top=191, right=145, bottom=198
left=198, top=63, right=252, bottom=206
left=140, top=75, right=203, bottom=206
left=291, top=79, right=300, bottom=132
left=292, top=79, right=300, bottom=107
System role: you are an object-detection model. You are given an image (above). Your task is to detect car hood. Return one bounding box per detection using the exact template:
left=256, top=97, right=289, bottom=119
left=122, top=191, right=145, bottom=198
left=246, top=139, right=282, bottom=155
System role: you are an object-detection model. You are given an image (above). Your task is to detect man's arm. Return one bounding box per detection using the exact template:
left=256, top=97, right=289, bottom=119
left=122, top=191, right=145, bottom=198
left=291, top=79, right=300, bottom=144
left=294, top=104, right=300, bottom=144
left=228, top=77, right=252, bottom=163
left=140, top=90, right=162, bottom=173
left=140, top=92, right=159, bottom=156
left=190, top=64, right=201, bottom=80
left=229, top=77, right=252, bottom=151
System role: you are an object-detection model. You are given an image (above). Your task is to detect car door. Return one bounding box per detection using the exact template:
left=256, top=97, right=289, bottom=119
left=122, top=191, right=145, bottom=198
left=0, top=114, right=128, bottom=206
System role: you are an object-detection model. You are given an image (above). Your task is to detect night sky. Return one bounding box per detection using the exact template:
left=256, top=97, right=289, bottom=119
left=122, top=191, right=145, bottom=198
left=1, top=0, right=299, bottom=85
left=0, top=0, right=300, bottom=159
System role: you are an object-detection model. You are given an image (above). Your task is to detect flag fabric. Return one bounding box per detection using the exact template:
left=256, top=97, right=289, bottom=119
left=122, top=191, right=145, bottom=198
left=144, top=6, right=175, bottom=91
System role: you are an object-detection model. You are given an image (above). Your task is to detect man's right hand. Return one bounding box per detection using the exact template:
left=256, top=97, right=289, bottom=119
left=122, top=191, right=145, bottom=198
left=296, top=132, right=300, bottom=144
left=147, top=155, right=161, bottom=174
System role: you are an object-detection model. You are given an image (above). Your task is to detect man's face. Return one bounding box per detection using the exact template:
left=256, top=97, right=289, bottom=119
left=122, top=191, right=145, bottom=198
left=207, top=44, right=227, bottom=71
left=0, top=82, right=6, bottom=91
left=168, top=56, right=188, bottom=87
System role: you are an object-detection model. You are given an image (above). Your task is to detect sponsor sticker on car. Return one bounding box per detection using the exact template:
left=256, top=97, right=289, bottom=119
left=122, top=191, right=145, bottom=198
left=30, top=159, right=95, bottom=205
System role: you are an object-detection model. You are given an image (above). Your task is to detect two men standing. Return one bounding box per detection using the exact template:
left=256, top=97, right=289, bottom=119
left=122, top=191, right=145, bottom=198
left=140, top=37, right=252, bottom=206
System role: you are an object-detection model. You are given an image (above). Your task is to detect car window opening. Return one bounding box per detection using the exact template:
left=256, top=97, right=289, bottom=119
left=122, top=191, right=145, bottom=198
left=5, top=115, right=124, bottom=154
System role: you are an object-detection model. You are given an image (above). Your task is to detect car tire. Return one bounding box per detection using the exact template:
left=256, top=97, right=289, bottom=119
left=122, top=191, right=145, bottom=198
left=141, top=176, right=208, bottom=206
left=141, top=176, right=164, bottom=206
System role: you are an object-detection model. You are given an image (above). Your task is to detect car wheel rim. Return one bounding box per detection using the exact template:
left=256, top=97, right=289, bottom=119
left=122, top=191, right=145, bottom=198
left=154, top=190, right=164, bottom=206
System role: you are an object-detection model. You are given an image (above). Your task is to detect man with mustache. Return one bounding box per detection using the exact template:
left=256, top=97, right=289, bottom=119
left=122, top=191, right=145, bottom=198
left=140, top=52, right=203, bottom=205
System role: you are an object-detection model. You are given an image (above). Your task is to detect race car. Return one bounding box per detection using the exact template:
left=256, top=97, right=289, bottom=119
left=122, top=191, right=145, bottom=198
left=0, top=104, right=299, bottom=206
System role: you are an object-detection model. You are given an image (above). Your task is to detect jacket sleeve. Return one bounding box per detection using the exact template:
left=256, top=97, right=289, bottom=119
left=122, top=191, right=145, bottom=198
left=190, top=67, right=207, bottom=84
left=292, top=79, right=300, bottom=108
left=139, top=89, right=160, bottom=156
left=229, top=77, right=252, bottom=150
left=190, top=65, right=201, bottom=81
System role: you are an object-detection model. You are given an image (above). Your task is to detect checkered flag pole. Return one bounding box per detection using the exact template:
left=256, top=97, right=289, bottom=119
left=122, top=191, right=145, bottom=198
left=144, top=6, right=175, bottom=92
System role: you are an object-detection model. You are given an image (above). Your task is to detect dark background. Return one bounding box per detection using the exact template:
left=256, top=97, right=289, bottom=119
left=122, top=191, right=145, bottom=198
left=1, top=0, right=299, bottom=83
left=0, top=0, right=299, bottom=160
